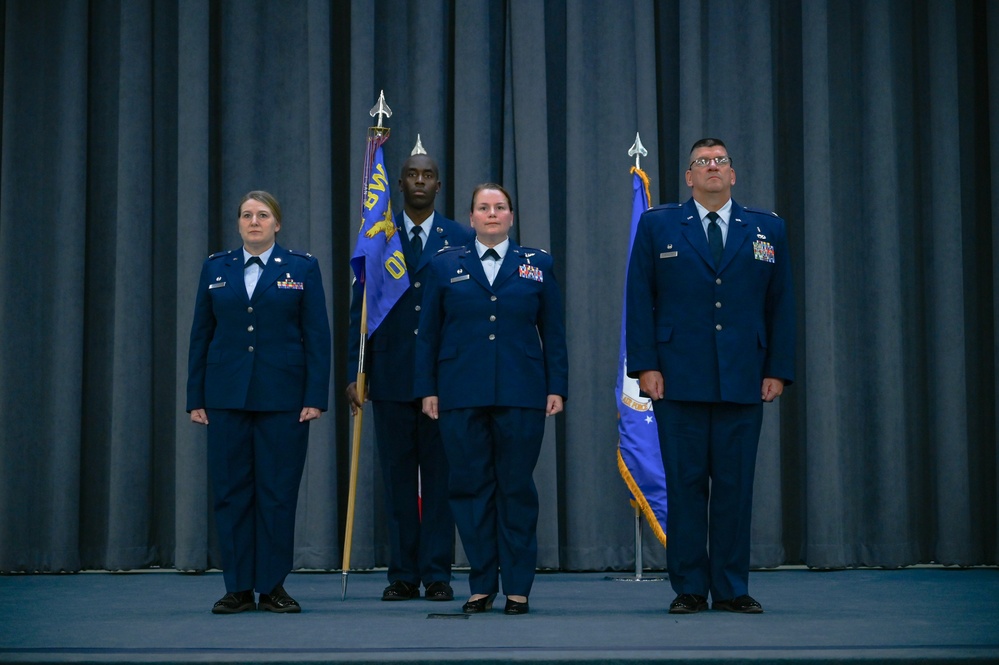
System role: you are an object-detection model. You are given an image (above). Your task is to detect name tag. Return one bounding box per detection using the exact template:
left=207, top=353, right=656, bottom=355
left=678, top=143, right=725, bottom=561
left=450, top=274, right=470, bottom=283
left=659, top=251, right=678, bottom=259
left=208, top=282, right=226, bottom=289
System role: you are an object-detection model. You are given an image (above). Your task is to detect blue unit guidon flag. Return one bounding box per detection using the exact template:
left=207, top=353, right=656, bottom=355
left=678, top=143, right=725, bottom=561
left=616, top=166, right=667, bottom=546
left=350, top=140, right=409, bottom=335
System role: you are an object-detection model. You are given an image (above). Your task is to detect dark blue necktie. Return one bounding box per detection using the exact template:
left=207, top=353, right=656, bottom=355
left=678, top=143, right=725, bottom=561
left=245, top=256, right=264, bottom=268
left=707, top=212, right=723, bottom=266
left=481, top=248, right=500, bottom=261
left=411, top=226, right=423, bottom=262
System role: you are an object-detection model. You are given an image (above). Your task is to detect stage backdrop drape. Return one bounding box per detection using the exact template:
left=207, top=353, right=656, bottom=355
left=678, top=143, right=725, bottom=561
left=0, top=0, right=995, bottom=573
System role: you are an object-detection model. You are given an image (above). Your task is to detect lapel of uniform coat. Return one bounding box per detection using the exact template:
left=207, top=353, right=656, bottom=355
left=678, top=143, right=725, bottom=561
left=463, top=243, right=493, bottom=292
left=224, top=249, right=250, bottom=303
left=416, top=213, right=447, bottom=273
left=680, top=198, right=715, bottom=270
left=250, top=243, right=286, bottom=304
left=492, top=240, right=522, bottom=287
left=718, top=200, right=750, bottom=273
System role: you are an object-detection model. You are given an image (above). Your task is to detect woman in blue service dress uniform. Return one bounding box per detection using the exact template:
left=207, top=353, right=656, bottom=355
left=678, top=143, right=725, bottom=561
left=186, top=191, right=331, bottom=614
left=416, top=183, right=568, bottom=616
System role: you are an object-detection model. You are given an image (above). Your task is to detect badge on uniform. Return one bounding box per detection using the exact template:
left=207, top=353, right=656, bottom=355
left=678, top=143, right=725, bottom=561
left=277, top=274, right=304, bottom=289
left=753, top=240, right=775, bottom=263
left=450, top=274, right=470, bottom=283
left=518, top=264, right=543, bottom=282
left=659, top=251, right=678, bottom=259
left=209, top=282, right=226, bottom=289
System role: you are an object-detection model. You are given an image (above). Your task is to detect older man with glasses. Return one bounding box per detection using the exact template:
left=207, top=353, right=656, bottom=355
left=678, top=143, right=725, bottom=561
left=625, top=138, right=796, bottom=615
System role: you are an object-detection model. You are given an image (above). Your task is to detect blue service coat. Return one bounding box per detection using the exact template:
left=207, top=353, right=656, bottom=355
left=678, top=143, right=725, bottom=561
left=415, top=240, right=569, bottom=409
left=626, top=198, right=795, bottom=402
left=348, top=212, right=474, bottom=399
left=187, top=243, right=331, bottom=412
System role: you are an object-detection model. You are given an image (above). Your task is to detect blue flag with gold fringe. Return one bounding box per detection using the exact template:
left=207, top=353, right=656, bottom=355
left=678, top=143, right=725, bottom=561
left=616, top=166, right=667, bottom=546
left=350, top=140, right=409, bottom=335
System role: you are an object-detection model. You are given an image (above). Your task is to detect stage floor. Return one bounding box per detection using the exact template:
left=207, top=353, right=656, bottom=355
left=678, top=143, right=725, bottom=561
left=1, top=568, right=997, bottom=664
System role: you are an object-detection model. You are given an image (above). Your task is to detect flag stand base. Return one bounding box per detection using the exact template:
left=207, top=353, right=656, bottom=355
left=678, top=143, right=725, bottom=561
left=606, top=502, right=667, bottom=582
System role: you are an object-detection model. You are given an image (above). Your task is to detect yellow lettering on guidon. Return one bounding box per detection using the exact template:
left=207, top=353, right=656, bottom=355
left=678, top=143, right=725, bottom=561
left=363, top=163, right=389, bottom=211
left=385, top=250, right=406, bottom=279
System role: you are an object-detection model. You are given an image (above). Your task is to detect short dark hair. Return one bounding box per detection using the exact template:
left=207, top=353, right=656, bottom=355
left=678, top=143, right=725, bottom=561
left=689, top=138, right=728, bottom=155
left=238, top=191, right=282, bottom=223
left=400, top=154, right=440, bottom=180
left=469, top=183, right=513, bottom=212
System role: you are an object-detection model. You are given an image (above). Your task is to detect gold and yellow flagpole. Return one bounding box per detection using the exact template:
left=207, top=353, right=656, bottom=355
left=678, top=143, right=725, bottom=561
left=342, top=91, right=392, bottom=601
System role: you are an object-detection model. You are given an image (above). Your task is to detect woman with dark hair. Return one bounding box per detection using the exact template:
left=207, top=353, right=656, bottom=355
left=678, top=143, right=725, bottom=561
left=187, top=191, right=331, bottom=614
left=416, top=183, right=568, bottom=615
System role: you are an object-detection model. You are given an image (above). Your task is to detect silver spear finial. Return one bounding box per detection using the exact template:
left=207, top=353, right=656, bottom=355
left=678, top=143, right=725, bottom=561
left=411, top=134, right=427, bottom=155
left=369, top=90, right=393, bottom=128
left=628, top=132, right=648, bottom=170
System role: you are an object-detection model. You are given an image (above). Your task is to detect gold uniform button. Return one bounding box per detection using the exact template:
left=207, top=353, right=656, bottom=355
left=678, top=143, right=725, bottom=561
left=488, top=334, right=496, bottom=341
left=414, top=281, right=421, bottom=289
left=715, top=278, right=722, bottom=285
left=248, top=346, right=255, bottom=352
left=490, top=295, right=498, bottom=302
left=715, top=324, right=722, bottom=331
left=415, top=305, right=421, bottom=311
left=248, top=325, right=254, bottom=332
left=247, top=306, right=254, bottom=313
left=715, top=302, right=722, bottom=309
left=489, top=315, right=496, bottom=322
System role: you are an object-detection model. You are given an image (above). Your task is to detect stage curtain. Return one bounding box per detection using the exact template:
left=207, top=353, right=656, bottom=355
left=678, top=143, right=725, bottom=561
left=0, top=0, right=995, bottom=573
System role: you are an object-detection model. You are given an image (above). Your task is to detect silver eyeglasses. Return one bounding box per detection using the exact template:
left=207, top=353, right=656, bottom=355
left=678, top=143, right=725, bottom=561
left=689, top=156, right=732, bottom=169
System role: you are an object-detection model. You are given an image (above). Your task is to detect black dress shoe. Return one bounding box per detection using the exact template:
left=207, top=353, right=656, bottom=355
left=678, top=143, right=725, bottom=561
left=212, top=590, right=255, bottom=614
left=668, top=593, right=708, bottom=614
left=462, top=593, right=496, bottom=613
left=712, top=594, right=763, bottom=614
left=258, top=585, right=301, bottom=613
left=424, top=581, right=454, bottom=601
left=382, top=580, right=421, bottom=601
left=503, top=597, right=529, bottom=615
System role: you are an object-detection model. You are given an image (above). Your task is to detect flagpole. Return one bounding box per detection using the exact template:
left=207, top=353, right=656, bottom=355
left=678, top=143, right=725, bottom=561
left=342, top=92, right=393, bottom=600
left=341, top=286, right=368, bottom=600
left=608, top=132, right=667, bottom=583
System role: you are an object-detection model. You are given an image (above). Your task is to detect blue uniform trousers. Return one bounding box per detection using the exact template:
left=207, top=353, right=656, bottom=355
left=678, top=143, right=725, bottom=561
left=206, top=409, right=309, bottom=595
left=371, top=400, right=454, bottom=586
left=654, top=400, right=763, bottom=601
left=438, top=406, right=545, bottom=597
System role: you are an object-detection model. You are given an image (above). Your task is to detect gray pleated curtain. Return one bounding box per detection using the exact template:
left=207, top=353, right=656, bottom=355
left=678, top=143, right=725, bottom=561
left=0, top=0, right=995, bottom=573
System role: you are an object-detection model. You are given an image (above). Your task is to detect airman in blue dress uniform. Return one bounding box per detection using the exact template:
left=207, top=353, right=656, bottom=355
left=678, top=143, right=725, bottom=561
left=417, top=183, right=568, bottom=616
left=347, top=153, right=473, bottom=602
left=187, top=191, right=331, bottom=614
left=626, top=139, right=795, bottom=615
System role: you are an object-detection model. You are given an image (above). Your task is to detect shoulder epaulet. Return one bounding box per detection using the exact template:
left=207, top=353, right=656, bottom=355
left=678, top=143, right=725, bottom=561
left=287, top=249, right=315, bottom=259
left=742, top=206, right=779, bottom=218
left=649, top=202, right=682, bottom=211
left=208, top=249, right=232, bottom=260
left=435, top=244, right=464, bottom=254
